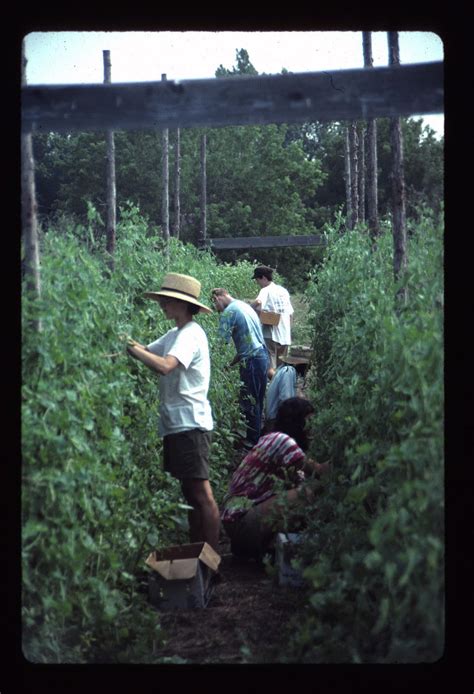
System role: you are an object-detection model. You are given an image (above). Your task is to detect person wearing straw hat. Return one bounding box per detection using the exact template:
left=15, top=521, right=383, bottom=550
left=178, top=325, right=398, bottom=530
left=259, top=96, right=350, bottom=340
left=126, top=273, right=220, bottom=552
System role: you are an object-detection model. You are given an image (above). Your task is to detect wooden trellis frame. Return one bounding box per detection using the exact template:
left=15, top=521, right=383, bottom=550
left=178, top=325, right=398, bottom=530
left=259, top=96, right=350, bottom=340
left=21, top=60, right=443, bottom=250
left=21, top=62, right=443, bottom=133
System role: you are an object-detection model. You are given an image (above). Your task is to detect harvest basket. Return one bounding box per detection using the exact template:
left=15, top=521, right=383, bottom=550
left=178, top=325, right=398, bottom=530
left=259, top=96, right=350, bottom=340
left=260, top=310, right=281, bottom=326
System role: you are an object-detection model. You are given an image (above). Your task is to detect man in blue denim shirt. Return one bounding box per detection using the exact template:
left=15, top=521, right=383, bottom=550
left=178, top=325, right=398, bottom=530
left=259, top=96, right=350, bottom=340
left=211, top=288, right=269, bottom=446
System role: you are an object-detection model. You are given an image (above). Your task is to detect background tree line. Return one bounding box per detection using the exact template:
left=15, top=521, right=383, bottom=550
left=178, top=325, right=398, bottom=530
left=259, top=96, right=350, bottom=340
left=31, top=48, right=443, bottom=290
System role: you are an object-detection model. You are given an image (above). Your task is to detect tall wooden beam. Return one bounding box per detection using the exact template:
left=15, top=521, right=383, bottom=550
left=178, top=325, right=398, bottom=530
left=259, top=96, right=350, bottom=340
left=21, top=41, right=42, bottom=332
left=103, top=50, right=116, bottom=269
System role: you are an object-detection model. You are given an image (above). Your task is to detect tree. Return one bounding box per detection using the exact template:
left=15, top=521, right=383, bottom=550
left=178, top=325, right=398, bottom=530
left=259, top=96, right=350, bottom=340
left=363, top=31, right=380, bottom=241
left=344, top=126, right=352, bottom=231
left=161, top=74, right=170, bottom=244
left=358, top=122, right=365, bottom=224
left=172, top=129, right=181, bottom=238
left=199, top=131, right=207, bottom=247
left=349, top=121, right=359, bottom=229
left=388, top=31, right=408, bottom=304
left=216, top=48, right=258, bottom=77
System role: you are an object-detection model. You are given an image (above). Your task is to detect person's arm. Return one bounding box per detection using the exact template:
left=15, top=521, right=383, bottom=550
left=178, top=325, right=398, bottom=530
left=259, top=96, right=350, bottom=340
left=126, top=340, right=179, bottom=376
left=302, top=456, right=331, bottom=478
left=226, top=353, right=240, bottom=368
left=217, top=311, right=240, bottom=368
left=250, top=287, right=266, bottom=311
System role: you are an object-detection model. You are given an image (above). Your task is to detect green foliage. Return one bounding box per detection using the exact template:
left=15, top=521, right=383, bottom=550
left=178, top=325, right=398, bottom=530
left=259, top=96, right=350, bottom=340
left=215, top=48, right=258, bottom=77
left=22, top=206, right=259, bottom=662
left=285, top=209, right=444, bottom=663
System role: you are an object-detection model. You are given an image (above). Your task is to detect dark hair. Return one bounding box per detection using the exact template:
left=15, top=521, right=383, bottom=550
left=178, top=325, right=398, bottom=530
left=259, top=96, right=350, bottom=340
left=253, top=265, right=273, bottom=281
left=273, top=397, right=314, bottom=451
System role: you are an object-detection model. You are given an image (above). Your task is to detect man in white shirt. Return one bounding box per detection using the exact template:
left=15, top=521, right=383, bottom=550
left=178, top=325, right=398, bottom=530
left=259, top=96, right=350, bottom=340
left=126, top=273, right=220, bottom=552
left=251, top=265, right=294, bottom=379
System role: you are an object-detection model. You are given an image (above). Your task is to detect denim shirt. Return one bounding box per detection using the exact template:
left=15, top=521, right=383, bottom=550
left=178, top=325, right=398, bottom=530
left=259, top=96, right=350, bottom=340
left=265, top=365, right=297, bottom=420
left=218, top=299, right=266, bottom=359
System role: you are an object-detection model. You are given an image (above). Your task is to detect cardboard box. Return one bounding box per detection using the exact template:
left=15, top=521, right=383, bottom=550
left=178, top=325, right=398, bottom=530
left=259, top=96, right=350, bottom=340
left=260, top=310, right=281, bottom=326
left=145, top=542, right=221, bottom=610
left=275, top=533, right=305, bottom=588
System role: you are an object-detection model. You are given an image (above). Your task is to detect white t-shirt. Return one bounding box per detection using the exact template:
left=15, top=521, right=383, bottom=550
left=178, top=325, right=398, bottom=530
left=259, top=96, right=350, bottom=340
left=256, top=282, right=294, bottom=346
left=147, top=321, right=213, bottom=437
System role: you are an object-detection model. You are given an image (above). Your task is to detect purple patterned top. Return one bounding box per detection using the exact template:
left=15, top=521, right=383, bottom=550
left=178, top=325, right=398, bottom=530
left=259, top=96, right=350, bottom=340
left=221, top=431, right=306, bottom=522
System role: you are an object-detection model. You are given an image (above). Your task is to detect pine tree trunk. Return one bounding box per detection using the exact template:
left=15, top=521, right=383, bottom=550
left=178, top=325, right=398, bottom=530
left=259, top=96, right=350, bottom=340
left=161, top=74, right=170, bottom=243
left=358, top=123, right=366, bottom=224
left=344, top=126, right=352, bottom=231
left=103, top=51, right=116, bottom=269
left=172, top=128, right=181, bottom=239
left=366, top=117, right=380, bottom=242
left=388, top=33, right=408, bottom=303
left=199, top=132, right=207, bottom=246
left=349, top=121, right=359, bottom=229
left=363, top=32, right=380, bottom=243
left=21, top=41, right=42, bottom=332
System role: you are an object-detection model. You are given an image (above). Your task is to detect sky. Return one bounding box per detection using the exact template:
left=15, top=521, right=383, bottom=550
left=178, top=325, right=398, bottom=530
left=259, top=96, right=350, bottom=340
left=23, top=31, right=444, bottom=138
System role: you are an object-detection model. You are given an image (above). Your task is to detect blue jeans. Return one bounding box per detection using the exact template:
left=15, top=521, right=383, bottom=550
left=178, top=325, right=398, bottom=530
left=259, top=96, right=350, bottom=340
left=239, top=348, right=269, bottom=445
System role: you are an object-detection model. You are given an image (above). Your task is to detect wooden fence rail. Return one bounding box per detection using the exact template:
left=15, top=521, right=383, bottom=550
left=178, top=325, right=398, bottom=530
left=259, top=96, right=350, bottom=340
left=207, top=235, right=327, bottom=250
left=21, top=62, right=443, bottom=134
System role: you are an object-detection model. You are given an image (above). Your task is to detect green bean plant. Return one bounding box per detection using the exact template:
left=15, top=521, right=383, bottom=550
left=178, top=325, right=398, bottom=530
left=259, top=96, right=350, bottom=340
left=21, top=203, right=259, bottom=662
left=281, top=208, right=444, bottom=663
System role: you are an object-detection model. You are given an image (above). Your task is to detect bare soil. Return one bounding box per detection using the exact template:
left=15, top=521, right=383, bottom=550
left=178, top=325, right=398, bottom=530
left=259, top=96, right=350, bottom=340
left=149, top=371, right=312, bottom=665
left=150, top=537, right=306, bottom=664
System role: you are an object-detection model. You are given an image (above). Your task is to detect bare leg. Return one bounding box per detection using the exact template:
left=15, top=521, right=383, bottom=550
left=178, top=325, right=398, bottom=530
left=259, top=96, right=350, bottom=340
left=256, top=488, right=300, bottom=515
left=187, top=508, right=203, bottom=544
left=181, top=479, right=221, bottom=552
left=255, top=487, right=312, bottom=536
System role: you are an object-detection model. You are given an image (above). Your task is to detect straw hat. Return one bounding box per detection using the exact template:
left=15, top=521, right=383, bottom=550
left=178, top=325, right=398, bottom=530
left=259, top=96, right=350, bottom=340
left=279, top=354, right=310, bottom=366
left=144, top=273, right=212, bottom=314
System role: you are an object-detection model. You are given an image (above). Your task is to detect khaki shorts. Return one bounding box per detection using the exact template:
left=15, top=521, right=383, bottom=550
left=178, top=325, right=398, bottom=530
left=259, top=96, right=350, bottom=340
left=264, top=338, right=289, bottom=370
left=163, top=429, right=212, bottom=480
left=223, top=502, right=275, bottom=559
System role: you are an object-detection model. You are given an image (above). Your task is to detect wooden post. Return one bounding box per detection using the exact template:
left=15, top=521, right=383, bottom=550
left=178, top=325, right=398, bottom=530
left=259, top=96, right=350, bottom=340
left=388, top=32, right=408, bottom=304
left=349, top=121, right=359, bottom=229
left=199, top=132, right=207, bottom=247
left=21, top=40, right=42, bottom=332
left=344, top=126, right=352, bottom=231
left=161, top=74, right=170, bottom=244
left=363, top=31, right=380, bottom=243
left=172, top=128, right=181, bottom=239
left=103, top=50, right=116, bottom=270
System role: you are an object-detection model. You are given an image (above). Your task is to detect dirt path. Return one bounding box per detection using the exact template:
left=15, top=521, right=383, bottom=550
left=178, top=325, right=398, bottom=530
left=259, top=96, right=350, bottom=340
left=149, top=366, right=312, bottom=665
left=150, top=537, right=306, bottom=664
